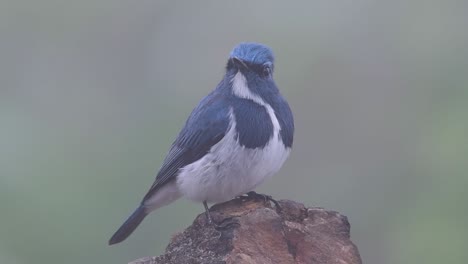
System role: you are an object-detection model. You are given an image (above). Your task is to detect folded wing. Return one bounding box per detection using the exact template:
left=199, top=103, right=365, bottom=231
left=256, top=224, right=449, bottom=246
left=142, top=93, right=230, bottom=203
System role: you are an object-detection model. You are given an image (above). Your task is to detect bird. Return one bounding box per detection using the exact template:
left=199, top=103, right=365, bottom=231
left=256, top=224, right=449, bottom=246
left=108, top=42, right=294, bottom=245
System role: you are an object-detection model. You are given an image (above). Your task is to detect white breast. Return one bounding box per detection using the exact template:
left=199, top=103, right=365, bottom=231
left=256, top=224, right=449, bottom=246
left=176, top=72, right=291, bottom=203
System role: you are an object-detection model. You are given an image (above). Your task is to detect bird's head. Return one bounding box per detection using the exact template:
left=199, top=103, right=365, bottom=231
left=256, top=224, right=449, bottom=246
left=227, top=43, right=275, bottom=78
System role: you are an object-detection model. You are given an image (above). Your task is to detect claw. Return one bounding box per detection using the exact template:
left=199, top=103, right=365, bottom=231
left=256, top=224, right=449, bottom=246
left=245, top=191, right=282, bottom=212
left=203, top=193, right=281, bottom=231
left=214, top=217, right=240, bottom=230
left=203, top=201, right=240, bottom=230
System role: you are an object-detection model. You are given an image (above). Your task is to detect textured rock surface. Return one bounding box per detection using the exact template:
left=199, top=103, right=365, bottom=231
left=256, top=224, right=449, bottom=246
left=129, top=197, right=362, bottom=264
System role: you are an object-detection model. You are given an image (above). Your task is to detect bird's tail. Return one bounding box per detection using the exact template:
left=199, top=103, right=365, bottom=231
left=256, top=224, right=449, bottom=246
left=109, top=205, right=148, bottom=245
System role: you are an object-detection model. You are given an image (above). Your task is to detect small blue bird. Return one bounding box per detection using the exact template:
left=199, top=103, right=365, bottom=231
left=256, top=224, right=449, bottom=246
left=109, top=43, right=294, bottom=245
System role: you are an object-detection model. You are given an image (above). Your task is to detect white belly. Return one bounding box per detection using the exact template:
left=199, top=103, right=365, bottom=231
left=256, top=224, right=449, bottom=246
left=176, top=112, right=290, bottom=203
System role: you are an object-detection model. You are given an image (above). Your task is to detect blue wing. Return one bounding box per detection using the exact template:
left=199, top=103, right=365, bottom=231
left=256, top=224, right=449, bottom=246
left=142, top=92, right=230, bottom=202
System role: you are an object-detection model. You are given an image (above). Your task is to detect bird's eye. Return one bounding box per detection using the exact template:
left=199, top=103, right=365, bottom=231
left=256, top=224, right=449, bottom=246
left=262, top=65, right=271, bottom=77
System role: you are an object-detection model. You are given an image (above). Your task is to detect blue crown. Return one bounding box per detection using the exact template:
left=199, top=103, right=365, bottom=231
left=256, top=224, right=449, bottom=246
left=230, top=43, right=274, bottom=65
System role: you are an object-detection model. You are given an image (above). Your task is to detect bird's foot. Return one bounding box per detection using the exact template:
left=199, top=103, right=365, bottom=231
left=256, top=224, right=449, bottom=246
left=244, top=191, right=282, bottom=212
left=203, top=201, right=214, bottom=224
left=203, top=201, right=240, bottom=229
left=213, top=217, right=240, bottom=230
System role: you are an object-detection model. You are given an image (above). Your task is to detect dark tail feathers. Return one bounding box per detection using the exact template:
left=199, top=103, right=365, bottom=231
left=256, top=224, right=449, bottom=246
left=109, top=206, right=148, bottom=245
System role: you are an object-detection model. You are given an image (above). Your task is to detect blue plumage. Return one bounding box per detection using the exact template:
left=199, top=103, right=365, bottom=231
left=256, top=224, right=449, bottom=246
left=230, top=42, right=274, bottom=65
left=109, top=43, right=294, bottom=245
left=141, top=92, right=231, bottom=201
left=230, top=97, right=273, bottom=148
left=228, top=61, right=294, bottom=148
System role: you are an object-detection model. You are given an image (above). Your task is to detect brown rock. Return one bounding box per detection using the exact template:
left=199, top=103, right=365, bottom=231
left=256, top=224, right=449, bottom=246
left=129, top=197, right=362, bottom=264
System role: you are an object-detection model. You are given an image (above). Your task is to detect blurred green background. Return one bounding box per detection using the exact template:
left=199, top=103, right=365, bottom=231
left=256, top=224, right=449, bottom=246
left=1, top=1, right=467, bottom=263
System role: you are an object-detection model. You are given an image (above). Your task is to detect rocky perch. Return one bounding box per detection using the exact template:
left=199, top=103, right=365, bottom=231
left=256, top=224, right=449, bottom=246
left=129, top=196, right=362, bottom=264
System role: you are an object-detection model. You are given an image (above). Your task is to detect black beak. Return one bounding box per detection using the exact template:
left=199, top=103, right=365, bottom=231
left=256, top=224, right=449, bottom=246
left=231, top=57, right=249, bottom=70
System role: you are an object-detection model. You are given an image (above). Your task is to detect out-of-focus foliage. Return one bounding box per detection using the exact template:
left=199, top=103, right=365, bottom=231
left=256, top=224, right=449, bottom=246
left=1, top=1, right=467, bottom=264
